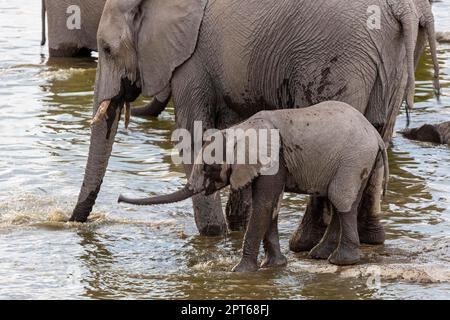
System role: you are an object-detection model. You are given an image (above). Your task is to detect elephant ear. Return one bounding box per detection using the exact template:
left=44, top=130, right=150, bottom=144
left=229, top=163, right=262, bottom=191
left=227, top=117, right=280, bottom=191
left=137, top=0, right=207, bottom=96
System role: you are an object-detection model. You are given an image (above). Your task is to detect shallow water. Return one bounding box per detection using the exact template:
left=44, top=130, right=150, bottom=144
left=0, top=0, right=450, bottom=300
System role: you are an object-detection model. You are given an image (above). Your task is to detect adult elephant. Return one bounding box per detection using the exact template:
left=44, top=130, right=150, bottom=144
left=41, top=0, right=106, bottom=57
left=70, top=0, right=440, bottom=248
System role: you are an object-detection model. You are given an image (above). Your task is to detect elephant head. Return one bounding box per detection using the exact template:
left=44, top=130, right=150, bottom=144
left=118, top=127, right=277, bottom=206
left=388, top=0, right=440, bottom=110
left=70, top=0, right=208, bottom=222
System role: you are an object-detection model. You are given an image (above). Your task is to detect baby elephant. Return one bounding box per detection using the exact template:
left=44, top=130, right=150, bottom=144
left=119, top=101, right=389, bottom=272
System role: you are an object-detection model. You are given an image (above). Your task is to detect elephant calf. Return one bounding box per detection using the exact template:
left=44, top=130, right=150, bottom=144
left=119, top=101, right=389, bottom=271
left=402, top=121, right=450, bottom=145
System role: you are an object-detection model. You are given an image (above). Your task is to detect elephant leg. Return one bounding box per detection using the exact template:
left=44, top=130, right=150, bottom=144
left=216, top=106, right=251, bottom=232
left=328, top=207, right=361, bottom=266
left=172, top=62, right=227, bottom=236
left=357, top=163, right=385, bottom=245
left=49, top=47, right=91, bottom=58
left=308, top=206, right=340, bottom=260
left=261, top=193, right=287, bottom=268
left=226, top=186, right=252, bottom=232
left=232, top=169, right=286, bottom=272
left=184, top=164, right=227, bottom=236
left=289, top=196, right=327, bottom=252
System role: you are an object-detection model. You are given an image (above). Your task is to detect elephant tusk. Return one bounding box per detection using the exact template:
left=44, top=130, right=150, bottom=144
left=124, top=102, right=131, bottom=129
left=90, top=100, right=111, bottom=126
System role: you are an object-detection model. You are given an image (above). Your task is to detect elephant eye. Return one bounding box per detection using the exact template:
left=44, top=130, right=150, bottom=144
left=103, top=44, right=112, bottom=55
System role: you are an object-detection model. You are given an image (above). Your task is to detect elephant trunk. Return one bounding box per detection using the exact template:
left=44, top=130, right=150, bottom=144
left=118, top=186, right=195, bottom=206
left=70, top=96, right=122, bottom=222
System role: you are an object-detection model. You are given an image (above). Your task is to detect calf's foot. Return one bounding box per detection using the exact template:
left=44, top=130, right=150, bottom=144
left=260, top=254, right=287, bottom=268
left=232, top=258, right=259, bottom=273
left=309, top=241, right=337, bottom=260
left=358, top=219, right=385, bottom=245
left=328, top=245, right=361, bottom=266
left=308, top=211, right=340, bottom=260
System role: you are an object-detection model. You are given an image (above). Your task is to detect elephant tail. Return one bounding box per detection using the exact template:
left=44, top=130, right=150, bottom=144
left=424, top=7, right=441, bottom=97
left=388, top=0, right=418, bottom=110
left=401, top=9, right=418, bottom=111
left=378, top=139, right=389, bottom=198
left=41, top=0, right=46, bottom=46
left=118, top=186, right=195, bottom=206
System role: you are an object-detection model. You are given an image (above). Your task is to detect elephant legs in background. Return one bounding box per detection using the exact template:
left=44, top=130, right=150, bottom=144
left=183, top=164, right=227, bottom=236
left=226, top=187, right=252, bottom=232
left=49, top=47, right=92, bottom=58
left=289, top=196, right=328, bottom=252
left=192, top=192, right=227, bottom=236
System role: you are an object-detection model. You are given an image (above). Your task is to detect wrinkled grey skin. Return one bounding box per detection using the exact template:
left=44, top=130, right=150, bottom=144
left=119, top=102, right=389, bottom=271
left=71, top=0, right=439, bottom=246
left=402, top=121, right=450, bottom=145
left=41, top=0, right=106, bottom=57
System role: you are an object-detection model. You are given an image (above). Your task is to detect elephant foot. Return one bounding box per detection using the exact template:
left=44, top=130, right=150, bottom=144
left=308, top=241, right=337, bottom=260
left=198, top=223, right=227, bottom=237
left=232, top=258, right=259, bottom=273
left=260, top=254, right=287, bottom=269
left=328, top=246, right=361, bottom=266
left=289, top=225, right=326, bottom=253
left=358, top=220, right=385, bottom=245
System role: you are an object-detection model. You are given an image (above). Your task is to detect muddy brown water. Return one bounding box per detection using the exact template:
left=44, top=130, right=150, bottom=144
left=1, top=0, right=450, bottom=299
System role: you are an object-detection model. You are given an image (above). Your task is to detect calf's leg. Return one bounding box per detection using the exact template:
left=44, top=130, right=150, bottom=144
left=232, top=170, right=286, bottom=272
left=308, top=206, right=340, bottom=260
left=261, top=193, right=287, bottom=268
